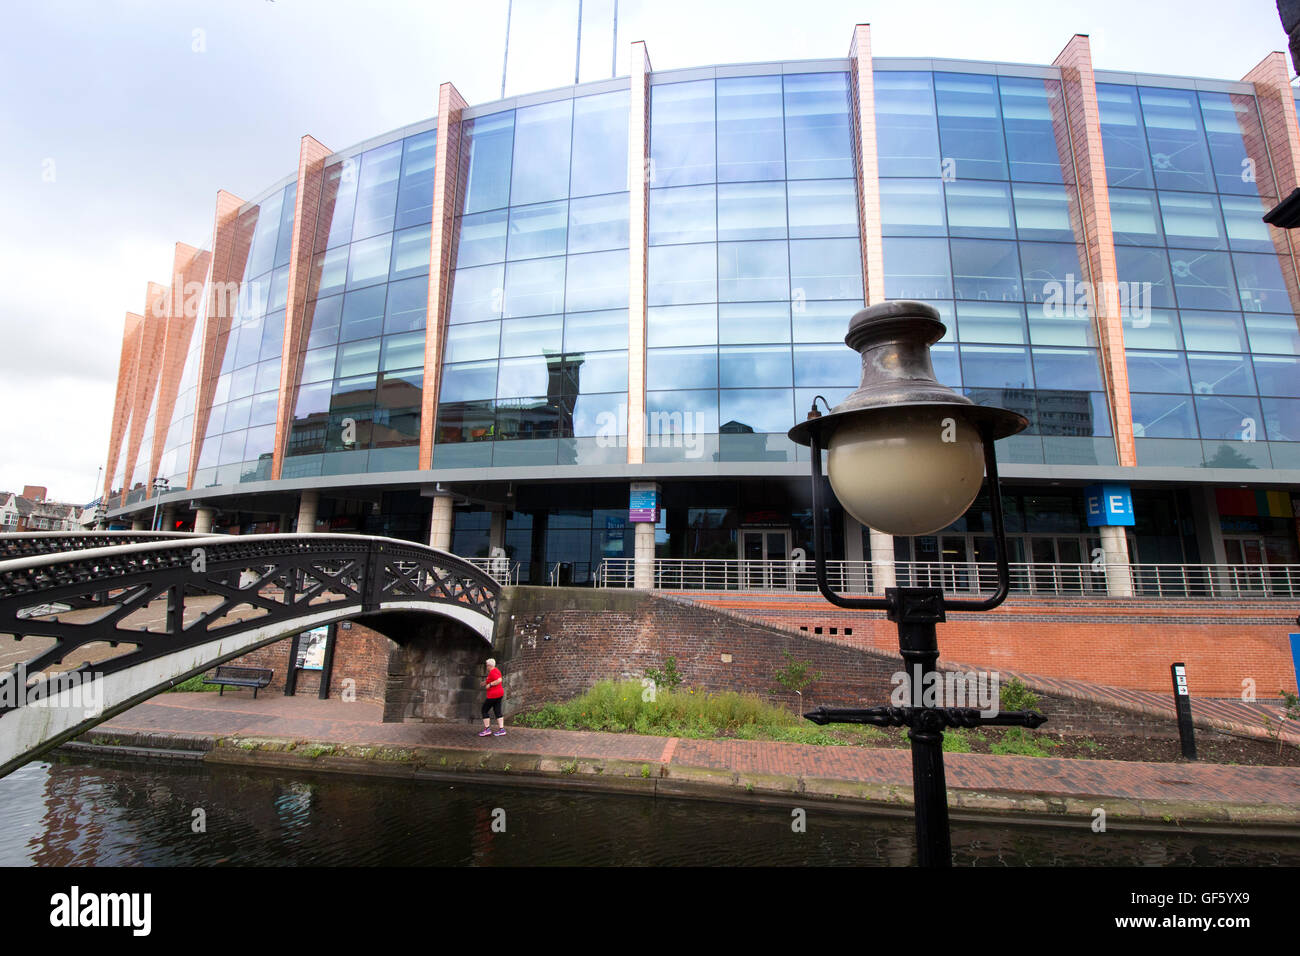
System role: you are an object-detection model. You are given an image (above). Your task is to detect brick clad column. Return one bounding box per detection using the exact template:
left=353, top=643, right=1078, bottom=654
left=273, top=135, right=334, bottom=481
left=1242, top=52, right=1300, bottom=316
left=418, top=82, right=469, bottom=471
left=1053, top=34, right=1137, bottom=467
left=121, top=284, right=170, bottom=498
left=103, top=312, right=145, bottom=505
left=1099, top=524, right=1133, bottom=597
left=150, top=243, right=210, bottom=488
left=627, top=40, right=652, bottom=466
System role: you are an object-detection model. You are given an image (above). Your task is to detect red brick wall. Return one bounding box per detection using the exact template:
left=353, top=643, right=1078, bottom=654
left=221, top=621, right=395, bottom=703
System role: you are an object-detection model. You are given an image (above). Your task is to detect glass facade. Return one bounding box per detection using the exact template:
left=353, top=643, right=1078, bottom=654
left=434, top=89, right=631, bottom=469
left=645, top=72, right=863, bottom=463
left=1098, top=81, right=1300, bottom=470
left=876, top=70, right=1116, bottom=466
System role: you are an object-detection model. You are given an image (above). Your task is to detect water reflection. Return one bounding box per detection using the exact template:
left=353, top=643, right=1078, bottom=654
left=1, top=756, right=1297, bottom=867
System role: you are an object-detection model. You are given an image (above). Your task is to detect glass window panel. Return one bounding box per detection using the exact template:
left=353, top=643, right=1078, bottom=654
left=259, top=311, right=285, bottom=362
left=335, top=338, right=381, bottom=378
left=789, top=238, right=863, bottom=300
left=500, top=314, right=562, bottom=357
left=249, top=390, right=278, bottom=427
left=650, top=80, right=715, bottom=187
left=957, top=302, right=1026, bottom=344
left=1252, top=355, right=1300, bottom=397
left=1018, top=242, right=1083, bottom=309
left=648, top=304, right=717, bottom=347
left=300, top=346, right=336, bottom=384
left=377, top=368, right=423, bottom=411
left=565, top=249, right=628, bottom=313
left=462, top=111, right=515, bottom=214
left=1158, top=192, right=1226, bottom=250
left=497, top=356, right=553, bottom=399
left=1168, top=249, right=1236, bottom=311
left=649, top=185, right=716, bottom=245
left=1261, top=396, right=1300, bottom=441
left=440, top=361, right=498, bottom=403
left=792, top=300, right=851, bottom=343
left=384, top=275, right=428, bottom=334
left=783, top=73, right=853, bottom=179
left=569, top=392, right=626, bottom=438
left=390, top=224, right=431, bottom=279
left=1180, top=311, right=1247, bottom=351
left=233, top=317, right=263, bottom=368
left=787, top=179, right=858, bottom=238
left=352, top=140, right=402, bottom=241
left=1233, top=252, right=1291, bottom=314
left=457, top=209, right=508, bottom=267
left=1200, top=91, right=1273, bottom=197
left=950, top=238, right=1021, bottom=301
left=1028, top=300, right=1094, bottom=346
left=720, top=345, right=791, bottom=388
left=716, top=75, right=785, bottom=182
left=935, top=72, right=1007, bottom=181
left=717, top=181, right=787, bottom=240
left=1114, top=247, right=1176, bottom=311
left=1245, top=313, right=1300, bottom=355
left=883, top=237, right=952, bottom=299
left=1012, top=183, right=1075, bottom=242
left=874, top=71, right=941, bottom=178
left=718, top=240, right=788, bottom=301
left=930, top=343, right=960, bottom=386
left=229, top=365, right=257, bottom=401
left=880, top=178, right=947, bottom=236
left=449, top=263, right=504, bottom=325
left=274, top=183, right=296, bottom=268
left=568, top=193, right=629, bottom=254
left=254, top=358, right=280, bottom=394
left=445, top=321, right=501, bottom=364
left=719, top=388, right=793, bottom=432
left=648, top=243, right=717, bottom=305
left=946, top=180, right=1014, bottom=238
left=218, top=431, right=247, bottom=466
left=564, top=309, right=627, bottom=351
left=223, top=396, right=252, bottom=433
left=793, top=344, right=860, bottom=386
left=570, top=349, right=628, bottom=395
left=719, top=301, right=790, bottom=344
left=960, top=345, right=1033, bottom=388
left=381, top=331, right=424, bottom=371
left=346, top=234, right=393, bottom=289
left=1097, top=84, right=1153, bottom=189
left=310, top=246, right=349, bottom=299
left=395, top=129, right=437, bottom=230
left=204, top=403, right=226, bottom=438
left=1186, top=352, right=1255, bottom=395
left=245, top=191, right=283, bottom=280
left=1194, top=395, right=1263, bottom=440
left=1032, top=347, right=1104, bottom=391
left=294, top=380, right=333, bottom=418
left=1108, top=188, right=1164, bottom=246
left=317, top=161, right=358, bottom=252
left=1139, top=86, right=1214, bottom=193
left=503, top=256, right=566, bottom=317
left=267, top=265, right=291, bottom=313
left=571, top=90, right=629, bottom=197
left=647, top=346, right=717, bottom=389
left=508, top=200, right=568, bottom=261
left=435, top=400, right=495, bottom=443
left=1000, top=76, right=1070, bottom=184
left=339, top=285, right=387, bottom=342
left=1219, top=195, right=1276, bottom=253
left=1131, top=393, right=1198, bottom=439
left=646, top=389, right=719, bottom=433
left=1126, top=349, right=1189, bottom=392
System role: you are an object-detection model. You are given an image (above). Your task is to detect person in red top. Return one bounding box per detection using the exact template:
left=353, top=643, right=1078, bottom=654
left=479, top=658, right=506, bottom=737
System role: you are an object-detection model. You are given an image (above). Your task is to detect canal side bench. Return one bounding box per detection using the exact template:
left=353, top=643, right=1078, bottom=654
left=203, top=665, right=274, bottom=698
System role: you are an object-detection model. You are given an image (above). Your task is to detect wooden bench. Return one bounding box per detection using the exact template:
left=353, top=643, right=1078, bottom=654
left=203, top=665, right=273, bottom=698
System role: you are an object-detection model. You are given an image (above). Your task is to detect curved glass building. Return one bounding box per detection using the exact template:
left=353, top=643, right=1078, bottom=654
left=101, top=27, right=1300, bottom=587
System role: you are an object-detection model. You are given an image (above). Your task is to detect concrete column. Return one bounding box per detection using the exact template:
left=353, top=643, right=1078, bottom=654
left=869, top=528, right=896, bottom=594
left=489, top=509, right=506, bottom=551
left=1100, top=525, right=1133, bottom=597
left=131, top=517, right=147, bottom=531
left=633, top=522, right=655, bottom=589
left=194, top=507, right=215, bottom=534
left=428, top=495, right=453, bottom=550
left=160, top=504, right=176, bottom=532
left=278, top=512, right=294, bottom=533
left=296, top=489, right=319, bottom=534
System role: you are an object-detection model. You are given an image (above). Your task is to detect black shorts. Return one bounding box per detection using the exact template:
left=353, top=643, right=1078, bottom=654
left=482, top=697, right=503, bottom=719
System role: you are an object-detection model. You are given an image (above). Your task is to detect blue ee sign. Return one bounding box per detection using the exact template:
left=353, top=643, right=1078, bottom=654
left=1084, top=483, right=1134, bottom=527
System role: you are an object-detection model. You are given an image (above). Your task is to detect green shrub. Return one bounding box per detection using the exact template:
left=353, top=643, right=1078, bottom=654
left=999, top=677, right=1041, bottom=713
left=644, top=657, right=684, bottom=691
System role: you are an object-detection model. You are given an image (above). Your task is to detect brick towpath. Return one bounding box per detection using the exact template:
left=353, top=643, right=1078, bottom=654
left=78, top=692, right=1300, bottom=826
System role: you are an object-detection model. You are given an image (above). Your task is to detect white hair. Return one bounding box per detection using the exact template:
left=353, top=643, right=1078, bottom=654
left=486, top=658, right=496, bottom=668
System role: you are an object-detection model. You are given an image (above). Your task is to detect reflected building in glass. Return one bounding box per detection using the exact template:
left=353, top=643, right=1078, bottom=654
left=101, top=28, right=1300, bottom=585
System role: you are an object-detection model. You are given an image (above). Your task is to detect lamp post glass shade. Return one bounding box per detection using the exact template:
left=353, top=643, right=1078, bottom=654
left=788, top=301, right=1026, bottom=538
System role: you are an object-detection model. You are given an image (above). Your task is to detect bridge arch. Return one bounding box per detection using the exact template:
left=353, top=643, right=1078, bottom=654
left=0, top=533, right=500, bottom=778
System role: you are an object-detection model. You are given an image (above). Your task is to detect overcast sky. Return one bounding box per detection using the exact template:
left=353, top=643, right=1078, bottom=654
left=0, top=0, right=1290, bottom=503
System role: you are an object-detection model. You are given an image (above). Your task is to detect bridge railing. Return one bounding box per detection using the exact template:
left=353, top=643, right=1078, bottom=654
left=461, top=556, right=519, bottom=586
left=593, top=557, right=1300, bottom=599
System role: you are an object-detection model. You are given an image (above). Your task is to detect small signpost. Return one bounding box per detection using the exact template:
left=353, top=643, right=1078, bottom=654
left=1170, top=662, right=1196, bottom=760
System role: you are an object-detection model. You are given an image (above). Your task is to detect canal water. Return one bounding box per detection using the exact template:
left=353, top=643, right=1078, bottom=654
left=2, top=754, right=1297, bottom=866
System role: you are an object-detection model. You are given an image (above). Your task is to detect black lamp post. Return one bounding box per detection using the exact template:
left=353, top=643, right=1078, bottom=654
left=787, top=300, right=1047, bottom=868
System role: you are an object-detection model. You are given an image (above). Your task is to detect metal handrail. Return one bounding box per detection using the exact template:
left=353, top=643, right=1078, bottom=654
left=463, top=556, right=517, bottom=586
left=593, top=557, right=1300, bottom=599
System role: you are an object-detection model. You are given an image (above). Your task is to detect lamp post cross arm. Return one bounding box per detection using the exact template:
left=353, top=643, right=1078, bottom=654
left=803, top=705, right=1047, bottom=732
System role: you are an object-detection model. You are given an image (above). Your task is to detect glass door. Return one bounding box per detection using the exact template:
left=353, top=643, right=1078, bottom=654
left=1224, top=537, right=1266, bottom=593
left=741, top=529, right=791, bottom=589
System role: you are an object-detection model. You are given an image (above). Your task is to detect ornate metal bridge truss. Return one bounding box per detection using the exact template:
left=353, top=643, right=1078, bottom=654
left=0, top=533, right=500, bottom=778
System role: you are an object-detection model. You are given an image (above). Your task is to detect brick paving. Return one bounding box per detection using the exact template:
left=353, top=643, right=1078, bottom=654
left=91, top=692, right=1300, bottom=810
